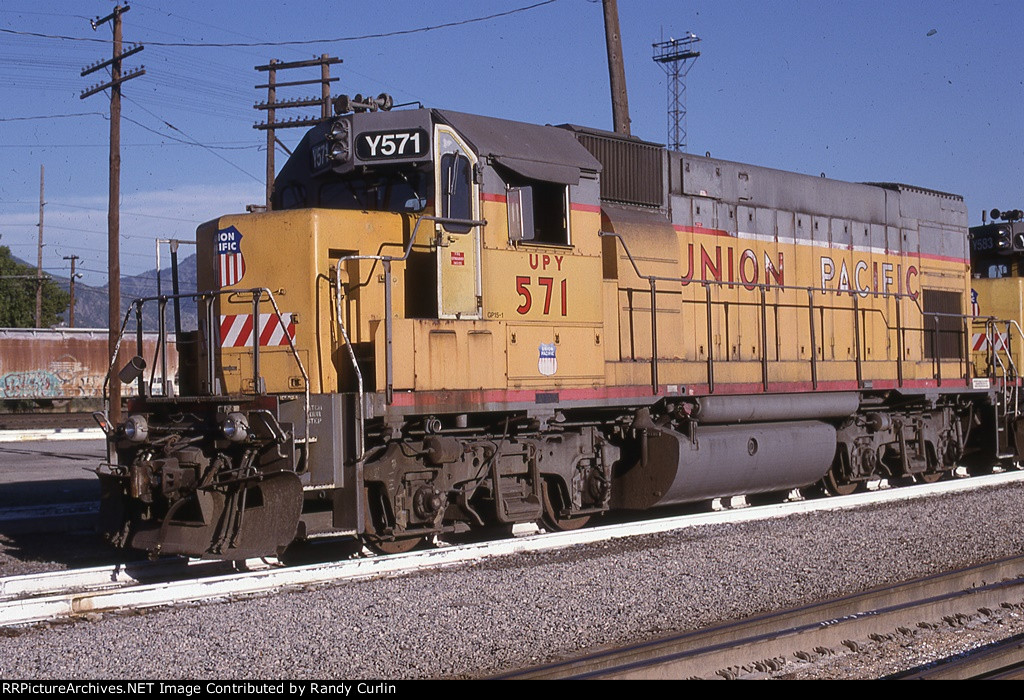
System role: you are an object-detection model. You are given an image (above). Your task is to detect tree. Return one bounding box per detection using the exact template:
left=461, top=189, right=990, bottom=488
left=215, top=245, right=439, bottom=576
left=0, top=245, right=70, bottom=328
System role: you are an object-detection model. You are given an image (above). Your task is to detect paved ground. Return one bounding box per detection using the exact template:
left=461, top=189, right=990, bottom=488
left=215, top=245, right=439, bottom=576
left=0, top=438, right=104, bottom=507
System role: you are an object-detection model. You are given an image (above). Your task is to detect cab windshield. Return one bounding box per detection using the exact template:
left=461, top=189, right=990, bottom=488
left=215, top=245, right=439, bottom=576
left=277, top=166, right=430, bottom=213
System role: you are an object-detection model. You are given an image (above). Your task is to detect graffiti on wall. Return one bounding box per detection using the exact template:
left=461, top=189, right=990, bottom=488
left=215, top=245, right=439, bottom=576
left=0, top=356, right=103, bottom=399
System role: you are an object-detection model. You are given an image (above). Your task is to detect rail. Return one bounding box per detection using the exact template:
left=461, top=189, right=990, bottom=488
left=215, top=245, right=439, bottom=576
left=601, top=230, right=995, bottom=395
left=333, top=214, right=486, bottom=460
left=503, top=552, right=1024, bottom=680
left=102, top=288, right=311, bottom=449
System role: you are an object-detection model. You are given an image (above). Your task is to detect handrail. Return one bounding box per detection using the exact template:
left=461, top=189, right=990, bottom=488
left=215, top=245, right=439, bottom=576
left=1003, top=319, right=1024, bottom=417
left=979, top=316, right=1024, bottom=411
left=334, top=214, right=486, bottom=462
left=102, top=287, right=311, bottom=449
left=969, top=316, right=1024, bottom=455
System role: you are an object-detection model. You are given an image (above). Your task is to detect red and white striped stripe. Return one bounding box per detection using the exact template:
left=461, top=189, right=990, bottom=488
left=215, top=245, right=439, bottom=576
left=219, top=252, right=246, bottom=287
left=220, top=313, right=295, bottom=348
left=971, top=332, right=1010, bottom=353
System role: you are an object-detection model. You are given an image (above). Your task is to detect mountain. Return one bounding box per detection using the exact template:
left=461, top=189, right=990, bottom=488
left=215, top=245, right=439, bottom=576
left=58, top=253, right=199, bottom=332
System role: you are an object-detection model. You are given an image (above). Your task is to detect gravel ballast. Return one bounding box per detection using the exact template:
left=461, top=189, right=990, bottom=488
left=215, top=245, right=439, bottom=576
left=2, top=482, right=1024, bottom=679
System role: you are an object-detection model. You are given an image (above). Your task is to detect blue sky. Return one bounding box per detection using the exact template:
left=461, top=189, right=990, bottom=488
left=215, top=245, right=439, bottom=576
left=2, top=0, right=1021, bottom=286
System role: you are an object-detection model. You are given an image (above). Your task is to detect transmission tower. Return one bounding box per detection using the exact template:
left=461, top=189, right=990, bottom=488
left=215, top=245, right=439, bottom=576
left=652, top=33, right=701, bottom=152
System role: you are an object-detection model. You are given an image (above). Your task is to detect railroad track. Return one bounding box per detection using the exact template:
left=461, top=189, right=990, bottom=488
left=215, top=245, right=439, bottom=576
left=0, top=556, right=275, bottom=625
left=887, top=633, right=1024, bottom=679
left=0, top=412, right=96, bottom=432
left=501, top=555, right=1024, bottom=679
left=0, top=501, right=99, bottom=534
left=3, top=470, right=1024, bottom=630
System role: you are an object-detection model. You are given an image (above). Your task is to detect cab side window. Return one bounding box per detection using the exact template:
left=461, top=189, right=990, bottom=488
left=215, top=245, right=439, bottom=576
left=440, top=152, right=472, bottom=233
left=507, top=178, right=570, bottom=246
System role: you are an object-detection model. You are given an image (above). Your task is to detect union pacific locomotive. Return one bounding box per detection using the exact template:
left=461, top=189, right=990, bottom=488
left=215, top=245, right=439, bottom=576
left=96, top=100, right=1024, bottom=559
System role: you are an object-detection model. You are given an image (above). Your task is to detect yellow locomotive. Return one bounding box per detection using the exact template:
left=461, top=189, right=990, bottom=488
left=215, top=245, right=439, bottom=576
left=97, top=103, right=1023, bottom=559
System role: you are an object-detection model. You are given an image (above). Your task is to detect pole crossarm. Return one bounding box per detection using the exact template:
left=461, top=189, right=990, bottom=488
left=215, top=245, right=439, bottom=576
left=81, top=44, right=144, bottom=77
left=255, top=54, right=342, bottom=208
left=80, top=67, right=146, bottom=99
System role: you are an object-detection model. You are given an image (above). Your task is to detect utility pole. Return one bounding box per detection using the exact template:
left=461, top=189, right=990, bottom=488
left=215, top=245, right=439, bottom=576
left=254, top=54, right=342, bottom=209
left=602, top=0, right=631, bottom=135
left=63, top=255, right=81, bottom=328
left=35, top=164, right=44, bottom=328
left=81, top=4, right=145, bottom=423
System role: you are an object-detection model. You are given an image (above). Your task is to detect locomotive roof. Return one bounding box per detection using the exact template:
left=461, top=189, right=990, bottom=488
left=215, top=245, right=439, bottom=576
left=864, top=181, right=964, bottom=202
left=433, top=109, right=602, bottom=184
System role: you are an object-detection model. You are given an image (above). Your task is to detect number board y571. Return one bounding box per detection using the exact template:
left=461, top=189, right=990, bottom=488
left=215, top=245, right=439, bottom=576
left=355, top=129, right=430, bottom=160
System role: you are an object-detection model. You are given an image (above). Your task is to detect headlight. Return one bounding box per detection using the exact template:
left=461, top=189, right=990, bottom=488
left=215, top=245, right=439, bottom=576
left=221, top=412, right=249, bottom=442
left=123, top=415, right=149, bottom=442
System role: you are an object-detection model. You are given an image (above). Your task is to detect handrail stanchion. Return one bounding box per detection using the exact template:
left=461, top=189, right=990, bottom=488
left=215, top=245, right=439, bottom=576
left=962, top=316, right=970, bottom=381
left=760, top=286, right=769, bottom=392
left=853, top=294, right=863, bottom=388
left=205, top=294, right=217, bottom=395
left=156, top=297, right=168, bottom=396
left=808, top=289, right=818, bottom=390
left=895, top=297, right=904, bottom=388
left=134, top=302, right=146, bottom=398
left=649, top=278, right=658, bottom=393
left=705, top=284, right=714, bottom=393
left=251, top=289, right=262, bottom=394
left=384, top=258, right=394, bottom=404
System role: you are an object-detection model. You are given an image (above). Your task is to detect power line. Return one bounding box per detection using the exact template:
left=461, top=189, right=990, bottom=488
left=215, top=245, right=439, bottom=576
left=0, top=9, right=94, bottom=21
left=0, top=112, right=106, bottom=122
left=123, top=95, right=263, bottom=183
left=0, top=142, right=256, bottom=150
left=121, top=113, right=256, bottom=150
left=0, top=223, right=162, bottom=241
left=0, top=1, right=558, bottom=47
left=45, top=202, right=208, bottom=223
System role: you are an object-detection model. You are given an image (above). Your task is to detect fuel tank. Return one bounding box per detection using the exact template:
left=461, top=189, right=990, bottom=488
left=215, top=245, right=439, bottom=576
left=613, top=415, right=836, bottom=509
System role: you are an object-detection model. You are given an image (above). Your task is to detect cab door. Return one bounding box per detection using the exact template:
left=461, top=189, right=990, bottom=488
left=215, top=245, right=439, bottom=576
left=434, top=125, right=482, bottom=319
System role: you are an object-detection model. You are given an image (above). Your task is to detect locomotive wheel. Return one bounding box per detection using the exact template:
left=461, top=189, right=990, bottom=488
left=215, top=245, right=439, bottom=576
left=361, top=484, right=431, bottom=554
left=363, top=535, right=429, bottom=555
left=822, top=467, right=860, bottom=497
left=917, top=471, right=944, bottom=484
left=541, top=480, right=590, bottom=531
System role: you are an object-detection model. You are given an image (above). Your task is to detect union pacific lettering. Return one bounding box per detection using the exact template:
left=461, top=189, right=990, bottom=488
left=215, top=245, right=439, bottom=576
left=678, top=240, right=919, bottom=300
left=820, top=257, right=919, bottom=300
left=680, top=242, right=784, bottom=290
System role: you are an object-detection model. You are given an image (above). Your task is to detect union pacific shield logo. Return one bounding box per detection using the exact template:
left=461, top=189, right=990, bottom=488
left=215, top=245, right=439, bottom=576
left=217, top=226, right=246, bottom=287
left=538, top=343, right=557, bottom=376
